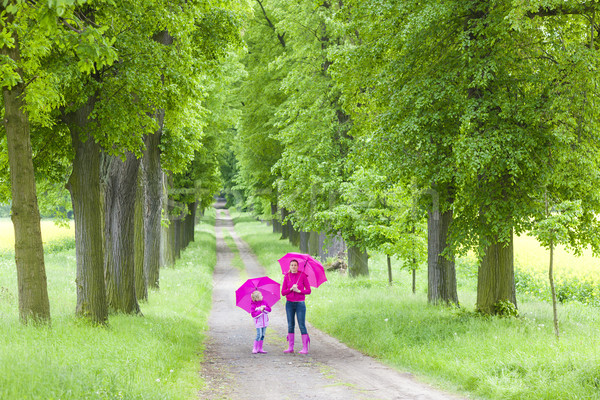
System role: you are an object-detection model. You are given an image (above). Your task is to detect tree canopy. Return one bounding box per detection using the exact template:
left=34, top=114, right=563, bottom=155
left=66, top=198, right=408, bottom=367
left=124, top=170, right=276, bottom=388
left=3, top=0, right=600, bottom=320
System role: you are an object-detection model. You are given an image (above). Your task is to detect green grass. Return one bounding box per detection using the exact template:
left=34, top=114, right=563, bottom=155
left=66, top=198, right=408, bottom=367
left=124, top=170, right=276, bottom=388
left=230, top=209, right=600, bottom=400
left=0, top=211, right=216, bottom=400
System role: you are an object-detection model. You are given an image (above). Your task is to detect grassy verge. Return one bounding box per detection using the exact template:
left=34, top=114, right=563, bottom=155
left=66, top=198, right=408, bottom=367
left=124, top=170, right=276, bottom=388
left=230, top=210, right=600, bottom=400
left=0, top=209, right=216, bottom=400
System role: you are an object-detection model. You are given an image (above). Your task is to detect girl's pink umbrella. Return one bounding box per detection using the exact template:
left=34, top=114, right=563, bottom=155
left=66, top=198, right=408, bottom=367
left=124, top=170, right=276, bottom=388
left=278, top=252, right=327, bottom=288
left=235, top=276, right=281, bottom=313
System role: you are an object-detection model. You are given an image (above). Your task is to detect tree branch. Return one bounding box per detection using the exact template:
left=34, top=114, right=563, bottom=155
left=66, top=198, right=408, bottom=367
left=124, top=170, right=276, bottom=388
left=256, top=0, right=286, bottom=47
left=74, top=10, right=100, bottom=28
left=526, top=4, right=596, bottom=18
left=59, top=17, right=83, bottom=34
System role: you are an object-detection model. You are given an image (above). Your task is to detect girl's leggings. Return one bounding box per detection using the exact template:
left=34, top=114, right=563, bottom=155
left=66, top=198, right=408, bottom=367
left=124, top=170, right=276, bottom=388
left=285, top=301, right=307, bottom=334
left=255, top=327, right=266, bottom=341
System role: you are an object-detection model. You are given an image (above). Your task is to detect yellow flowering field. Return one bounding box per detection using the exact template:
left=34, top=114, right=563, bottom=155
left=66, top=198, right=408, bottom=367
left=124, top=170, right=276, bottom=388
left=0, top=218, right=74, bottom=251
left=514, top=235, right=600, bottom=284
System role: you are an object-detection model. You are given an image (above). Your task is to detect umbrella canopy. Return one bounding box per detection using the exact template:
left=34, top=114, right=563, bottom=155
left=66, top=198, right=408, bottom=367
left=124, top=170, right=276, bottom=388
left=278, top=252, right=327, bottom=288
left=235, top=276, right=281, bottom=314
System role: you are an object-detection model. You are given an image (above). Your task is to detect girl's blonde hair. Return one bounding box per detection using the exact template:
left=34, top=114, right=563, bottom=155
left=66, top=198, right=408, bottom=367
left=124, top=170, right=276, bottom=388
left=251, top=291, right=262, bottom=301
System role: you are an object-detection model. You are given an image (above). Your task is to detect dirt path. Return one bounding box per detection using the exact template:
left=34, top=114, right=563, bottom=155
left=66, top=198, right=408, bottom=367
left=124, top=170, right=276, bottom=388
left=198, top=207, right=468, bottom=400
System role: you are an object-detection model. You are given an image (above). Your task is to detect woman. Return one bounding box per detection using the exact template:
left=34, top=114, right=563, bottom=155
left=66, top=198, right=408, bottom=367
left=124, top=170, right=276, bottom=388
left=281, top=259, right=311, bottom=354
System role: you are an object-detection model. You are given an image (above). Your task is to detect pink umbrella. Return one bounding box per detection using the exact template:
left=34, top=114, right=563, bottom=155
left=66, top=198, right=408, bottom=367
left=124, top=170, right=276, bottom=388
left=235, top=276, right=281, bottom=314
left=278, top=252, right=327, bottom=288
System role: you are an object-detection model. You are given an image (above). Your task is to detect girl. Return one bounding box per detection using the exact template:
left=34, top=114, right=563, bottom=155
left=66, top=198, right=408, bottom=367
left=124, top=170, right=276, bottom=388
left=250, top=290, right=271, bottom=354
left=281, top=259, right=311, bottom=354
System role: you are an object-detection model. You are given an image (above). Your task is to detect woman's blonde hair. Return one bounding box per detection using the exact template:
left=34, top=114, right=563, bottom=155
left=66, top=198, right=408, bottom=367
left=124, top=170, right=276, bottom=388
left=251, top=290, right=262, bottom=301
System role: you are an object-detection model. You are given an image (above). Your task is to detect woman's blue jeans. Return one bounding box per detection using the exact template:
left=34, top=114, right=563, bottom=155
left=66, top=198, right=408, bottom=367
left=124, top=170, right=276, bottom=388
left=255, top=327, right=266, bottom=341
left=285, top=301, right=307, bottom=334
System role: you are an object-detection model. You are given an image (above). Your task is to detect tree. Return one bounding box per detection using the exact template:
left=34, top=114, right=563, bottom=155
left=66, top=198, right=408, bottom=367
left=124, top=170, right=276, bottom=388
left=1, top=5, right=50, bottom=323
left=327, top=0, right=600, bottom=314
left=233, top=0, right=285, bottom=224
left=458, top=1, right=600, bottom=314
left=1, top=0, right=116, bottom=323
left=58, top=0, right=247, bottom=316
left=65, top=95, right=108, bottom=322
left=246, top=0, right=371, bottom=275
left=323, top=168, right=427, bottom=285
left=328, top=0, right=459, bottom=300
left=534, top=199, right=583, bottom=339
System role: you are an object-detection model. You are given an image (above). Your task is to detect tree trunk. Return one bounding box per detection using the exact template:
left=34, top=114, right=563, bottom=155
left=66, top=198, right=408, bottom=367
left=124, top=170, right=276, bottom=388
left=144, top=28, right=170, bottom=284
left=164, top=217, right=175, bottom=267
left=103, top=152, right=141, bottom=314
left=477, top=234, right=517, bottom=314
left=183, top=208, right=190, bottom=249
left=181, top=203, right=194, bottom=250
left=280, top=208, right=290, bottom=240
left=134, top=165, right=147, bottom=302
left=65, top=97, right=107, bottom=324
left=347, top=241, right=368, bottom=277
left=174, top=217, right=181, bottom=260
left=161, top=172, right=172, bottom=267
left=143, top=121, right=164, bottom=289
left=271, top=203, right=281, bottom=233
left=289, top=224, right=301, bottom=247
left=186, top=211, right=192, bottom=248
left=308, top=231, right=319, bottom=257
left=549, top=238, right=559, bottom=339
left=189, top=203, right=196, bottom=245
left=299, top=231, right=309, bottom=253
left=427, top=208, right=458, bottom=305
left=318, top=232, right=346, bottom=261
left=165, top=194, right=181, bottom=266
left=412, top=269, right=416, bottom=294
left=544, top=191, right=559, bottom=338
left=162, top=172, right=178, bottom=267
left=387, top=255, right=392, bottom=285
left=1, top=25, right=50, bottom=324
left=187, top=201, right=197, bottom=244
left=162, top=217, right=173, bottom=267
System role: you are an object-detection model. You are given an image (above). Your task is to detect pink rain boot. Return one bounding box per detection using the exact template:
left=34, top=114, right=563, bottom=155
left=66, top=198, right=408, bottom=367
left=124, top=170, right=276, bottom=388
left=299, top=334, right=310, bottom=354
left=283, top=333, right=294, bottom=353
left=257, top=340, right=267, bottom=354
left=252, top=340, right=259, bottom=354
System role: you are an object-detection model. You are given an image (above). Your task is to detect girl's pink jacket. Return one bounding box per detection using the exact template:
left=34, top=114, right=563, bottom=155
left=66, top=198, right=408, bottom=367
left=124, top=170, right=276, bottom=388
left=250, top=300, right=271, bottom=328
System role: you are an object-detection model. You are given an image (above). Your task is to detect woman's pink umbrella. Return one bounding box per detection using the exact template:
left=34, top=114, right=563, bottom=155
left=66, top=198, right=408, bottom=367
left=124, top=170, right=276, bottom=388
left=278, top=252, right=327, bottom=288
left=235, top=276, right=281, bottom=314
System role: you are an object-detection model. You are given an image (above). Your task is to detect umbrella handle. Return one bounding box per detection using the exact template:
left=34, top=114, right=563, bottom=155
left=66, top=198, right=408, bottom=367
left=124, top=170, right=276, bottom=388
left=295, top=267, right=304, bottom=286
left=295, top=263, right=306, bottom=287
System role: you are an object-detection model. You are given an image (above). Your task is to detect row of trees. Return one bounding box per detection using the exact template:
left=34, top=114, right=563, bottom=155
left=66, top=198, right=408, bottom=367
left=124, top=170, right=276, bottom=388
left=0, top=0, right=247, bottom=324
left=228, top=0, right=600, bottom=314
left=4, top=0, right=600, bottom=324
